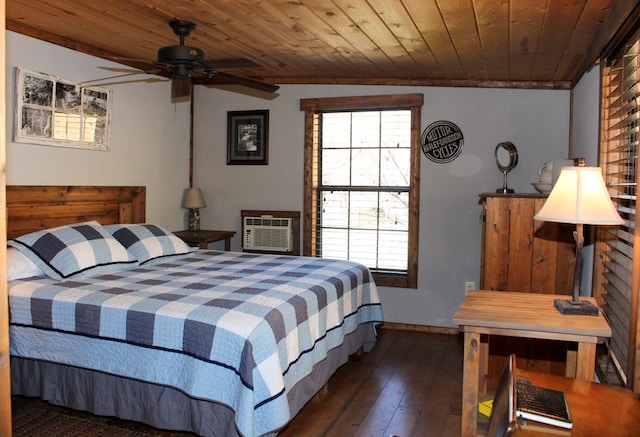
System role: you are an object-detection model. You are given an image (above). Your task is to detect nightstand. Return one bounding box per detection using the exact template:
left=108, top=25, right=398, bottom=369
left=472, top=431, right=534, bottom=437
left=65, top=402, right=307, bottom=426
left=173, top=230, right=236, bottom=250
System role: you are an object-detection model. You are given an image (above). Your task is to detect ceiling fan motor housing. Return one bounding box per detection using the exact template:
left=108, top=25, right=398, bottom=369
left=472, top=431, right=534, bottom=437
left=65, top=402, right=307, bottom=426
left=157, top=45, right=205, bottom=73
left=157, top=19, right=206, bottom=78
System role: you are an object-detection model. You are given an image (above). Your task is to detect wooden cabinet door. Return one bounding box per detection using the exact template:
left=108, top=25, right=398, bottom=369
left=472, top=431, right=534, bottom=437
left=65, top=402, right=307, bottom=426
left=480, top=194, right=576, bottom=390
left=481, top=195, right=574, bottom=295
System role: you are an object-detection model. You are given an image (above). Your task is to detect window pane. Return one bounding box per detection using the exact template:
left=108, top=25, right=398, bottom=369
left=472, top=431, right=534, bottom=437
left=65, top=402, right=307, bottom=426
left=322, top=112, right=351, bottom=148
left=381, top=111, right=411, bottom=148
left=92, top=118, right=108, bottom=144
left=352, top=112, right=380, bottom=148
left=348, top=229, right=378, bottom=266
left=54, top=114, right=81, bottom=141
left=321, top=190, right=349, bottom=227
left=351, top=148, right=380, bottom=185
left=82, top=116, right=98, bottom=142
left=321, top=228, right=348, bottom=259
left=378, top=230, right=408, bottom=270
left=381, top=148, right=410, bottom=186
left=379, top=192, right=409, bottom=231
left=322, top=149, right=351, bottom=185
left=349, top=191, right=379, bottom=229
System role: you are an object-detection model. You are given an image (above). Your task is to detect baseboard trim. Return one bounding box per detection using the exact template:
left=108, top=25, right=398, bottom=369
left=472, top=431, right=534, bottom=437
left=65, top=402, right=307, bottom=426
left=380, top=322, right=459, bottom=336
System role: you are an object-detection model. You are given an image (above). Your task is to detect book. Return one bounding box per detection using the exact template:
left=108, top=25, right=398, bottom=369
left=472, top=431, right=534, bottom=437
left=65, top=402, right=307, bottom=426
left=516, top=380, right=573, bottom=429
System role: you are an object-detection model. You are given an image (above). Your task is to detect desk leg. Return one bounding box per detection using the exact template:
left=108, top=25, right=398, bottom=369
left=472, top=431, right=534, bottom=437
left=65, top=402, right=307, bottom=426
left=462, top=332, right=480, bottom=437
left=479, top=336, right=488, bottom=394
left=575, top=342, right=596, bottom=381
left=224, top=237, right=231, bottom=251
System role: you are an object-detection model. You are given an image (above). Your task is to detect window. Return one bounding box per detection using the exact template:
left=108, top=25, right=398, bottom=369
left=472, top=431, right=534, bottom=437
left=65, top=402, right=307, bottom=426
left=14, top=67, right=111, bottom=150
left=597, top=23, right=640, bottom=390
left=300, top=94, right=422, bottom=288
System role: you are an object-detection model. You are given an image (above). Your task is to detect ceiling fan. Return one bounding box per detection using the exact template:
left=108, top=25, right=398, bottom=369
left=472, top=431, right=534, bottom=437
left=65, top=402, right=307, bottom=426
left=111, top=20, right=279, bottom=99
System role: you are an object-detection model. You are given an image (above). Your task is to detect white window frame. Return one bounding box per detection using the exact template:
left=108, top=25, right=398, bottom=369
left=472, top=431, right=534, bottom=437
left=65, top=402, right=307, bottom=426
left=14, top=67, right=111, bottom=151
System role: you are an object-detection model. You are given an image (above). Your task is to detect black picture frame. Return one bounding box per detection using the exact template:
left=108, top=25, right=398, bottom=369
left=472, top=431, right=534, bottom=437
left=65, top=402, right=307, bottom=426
left=227, top=110, right=269, bottom=165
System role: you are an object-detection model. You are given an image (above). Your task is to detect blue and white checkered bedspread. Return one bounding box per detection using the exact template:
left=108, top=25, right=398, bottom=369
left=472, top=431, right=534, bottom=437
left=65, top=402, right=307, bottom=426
left=9, top=250, right=383, bottom=436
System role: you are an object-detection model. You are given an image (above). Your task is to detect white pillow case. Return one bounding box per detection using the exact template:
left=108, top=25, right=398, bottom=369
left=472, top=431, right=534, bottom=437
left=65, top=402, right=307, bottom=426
left=7, top=247, right=45, bottom=281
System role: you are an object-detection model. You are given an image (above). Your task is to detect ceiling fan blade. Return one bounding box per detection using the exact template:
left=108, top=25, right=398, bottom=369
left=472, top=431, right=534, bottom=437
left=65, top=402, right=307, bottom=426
left=78, top=71, right=147, bottom=86
left=172, top=77, right=192, bottom=98
left=79, top=75, right=168, bottom=88
left=109, top=55, right=171, bottom=65
left=98, top=66, right=148, bottom=73
left=200, top=58, right=262, bottom=69
left=194, top=71, right=279, bottom=93
left=105, top=56, right=170, bottom=75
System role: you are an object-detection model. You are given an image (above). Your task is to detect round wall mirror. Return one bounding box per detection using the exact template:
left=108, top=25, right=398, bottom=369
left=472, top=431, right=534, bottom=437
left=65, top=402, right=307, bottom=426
left=495, top=142, right=518, bottom=193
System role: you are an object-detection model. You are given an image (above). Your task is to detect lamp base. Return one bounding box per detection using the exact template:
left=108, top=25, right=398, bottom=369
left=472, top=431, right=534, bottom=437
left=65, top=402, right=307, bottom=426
left=188, top=209, right=201, bottom=231
left=553, top=299, right=599, bottom=316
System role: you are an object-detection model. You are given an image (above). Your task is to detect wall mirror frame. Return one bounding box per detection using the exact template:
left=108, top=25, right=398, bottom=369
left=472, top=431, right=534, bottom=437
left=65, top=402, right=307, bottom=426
left=495, top=141, right=518, bottom=193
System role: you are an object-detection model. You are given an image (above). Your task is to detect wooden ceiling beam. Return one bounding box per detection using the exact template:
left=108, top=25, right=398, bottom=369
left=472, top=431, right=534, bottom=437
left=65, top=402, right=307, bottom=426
left=262, top=76, right=572, bottom=90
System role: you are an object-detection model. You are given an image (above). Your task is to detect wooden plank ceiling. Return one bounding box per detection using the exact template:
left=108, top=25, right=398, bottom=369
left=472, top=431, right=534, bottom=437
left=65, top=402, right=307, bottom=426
left=5, top=0, right=639, bottom=90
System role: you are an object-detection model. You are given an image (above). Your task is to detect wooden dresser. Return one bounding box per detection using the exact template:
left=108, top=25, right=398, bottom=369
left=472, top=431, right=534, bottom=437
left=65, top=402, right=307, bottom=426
left=480, top=193, right=575, bottom=293
left=478, top=193, right=577, bottom=390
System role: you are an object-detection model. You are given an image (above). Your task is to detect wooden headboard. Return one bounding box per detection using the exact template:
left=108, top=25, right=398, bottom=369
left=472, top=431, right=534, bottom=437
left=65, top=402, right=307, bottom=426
left=6, top=185, right=146, bottom=239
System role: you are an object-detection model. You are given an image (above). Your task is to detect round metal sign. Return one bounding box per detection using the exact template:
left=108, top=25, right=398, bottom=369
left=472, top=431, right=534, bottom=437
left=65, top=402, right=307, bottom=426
left=421, top=120, right=464, bottom=163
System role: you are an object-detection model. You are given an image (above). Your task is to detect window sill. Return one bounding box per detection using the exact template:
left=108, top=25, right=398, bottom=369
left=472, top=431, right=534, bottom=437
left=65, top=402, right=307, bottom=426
left=372, top=272, right=416, bottom=289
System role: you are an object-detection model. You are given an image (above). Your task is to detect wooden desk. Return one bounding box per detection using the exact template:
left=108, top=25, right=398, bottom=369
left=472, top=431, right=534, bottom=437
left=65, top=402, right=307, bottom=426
left=514, top=368, right=640, bottom=436
left=452, top=291, right=612, bottom=437
left=173, top=230, right=236, bottom=250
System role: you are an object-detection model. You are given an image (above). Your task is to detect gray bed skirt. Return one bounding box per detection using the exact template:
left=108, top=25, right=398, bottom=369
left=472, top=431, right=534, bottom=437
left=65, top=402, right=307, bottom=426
left=11, top=322, right=378, bottom=437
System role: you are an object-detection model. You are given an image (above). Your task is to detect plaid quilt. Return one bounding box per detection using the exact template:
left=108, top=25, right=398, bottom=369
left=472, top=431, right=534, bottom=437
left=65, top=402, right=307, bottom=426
left=9, top=250, right=383, bottom=437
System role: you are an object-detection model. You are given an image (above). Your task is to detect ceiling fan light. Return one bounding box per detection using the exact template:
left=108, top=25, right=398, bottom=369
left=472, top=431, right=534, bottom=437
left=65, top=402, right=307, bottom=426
left=172, top=64, right=191, bottom=78
left=171, top=77, right=191, bottom=99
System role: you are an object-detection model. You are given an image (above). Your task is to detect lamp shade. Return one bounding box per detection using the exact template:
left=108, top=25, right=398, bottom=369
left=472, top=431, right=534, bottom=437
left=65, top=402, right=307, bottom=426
left=534, top=166, right=623, bottom=225
left=182, top=188, right=207, bottom=209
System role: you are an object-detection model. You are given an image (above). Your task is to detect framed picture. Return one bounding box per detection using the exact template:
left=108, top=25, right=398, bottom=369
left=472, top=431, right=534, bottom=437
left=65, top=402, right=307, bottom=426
left=14, top=67, right=112, bottom=151
left=227, top=110, right=269, bottom=165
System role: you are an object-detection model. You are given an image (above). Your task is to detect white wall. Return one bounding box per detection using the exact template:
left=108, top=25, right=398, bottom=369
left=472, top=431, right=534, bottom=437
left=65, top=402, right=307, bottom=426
left=572, top=68, right=601, bottom=166
left=193, top=84, right=571, bottom=328
left=5, top=32, right=191, bottom=229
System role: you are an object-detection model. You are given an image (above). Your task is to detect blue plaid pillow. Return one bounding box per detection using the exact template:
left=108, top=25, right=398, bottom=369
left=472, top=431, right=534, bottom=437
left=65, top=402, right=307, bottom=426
left=104, top=223, right=190, bottom=265
left=8, top=221, right=137, bottom=280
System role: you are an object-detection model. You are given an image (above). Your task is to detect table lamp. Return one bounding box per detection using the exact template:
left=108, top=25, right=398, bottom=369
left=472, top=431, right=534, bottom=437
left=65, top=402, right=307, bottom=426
left=534, top=166, right=623, bottom=315
left=182, top=187, right=207, bottom=231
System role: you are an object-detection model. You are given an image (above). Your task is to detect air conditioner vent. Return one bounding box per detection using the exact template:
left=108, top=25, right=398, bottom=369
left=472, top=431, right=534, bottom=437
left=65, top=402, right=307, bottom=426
left=243, top=216, right=293, bottom=252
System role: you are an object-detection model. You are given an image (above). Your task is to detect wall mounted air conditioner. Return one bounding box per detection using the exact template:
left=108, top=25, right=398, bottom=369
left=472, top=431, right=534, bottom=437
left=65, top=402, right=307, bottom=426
left=243, top=216, right=293, bottom=252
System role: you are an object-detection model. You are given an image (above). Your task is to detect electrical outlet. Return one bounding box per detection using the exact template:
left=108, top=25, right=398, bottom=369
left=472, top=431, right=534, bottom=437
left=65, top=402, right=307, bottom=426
left=465, top=281, right=476, bottom=296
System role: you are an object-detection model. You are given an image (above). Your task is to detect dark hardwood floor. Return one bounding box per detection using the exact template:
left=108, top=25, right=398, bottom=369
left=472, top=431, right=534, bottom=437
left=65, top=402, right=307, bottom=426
left=278, top=328, right=463, bottom=437
left=11, top=329, right=464, bottom=437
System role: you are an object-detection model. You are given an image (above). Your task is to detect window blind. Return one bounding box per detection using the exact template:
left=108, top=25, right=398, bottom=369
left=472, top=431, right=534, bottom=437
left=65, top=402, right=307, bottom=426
left=316, top=110, right=411, bottom=272
left=598, top=26, right=640, bottom=387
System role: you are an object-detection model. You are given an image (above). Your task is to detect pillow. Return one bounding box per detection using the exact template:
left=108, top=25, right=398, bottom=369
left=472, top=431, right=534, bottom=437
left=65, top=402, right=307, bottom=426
left=7, top=247, right=45, bottom=281
left=104, top=223, right=190, bottom=265
left=8, top=221, right=137, bottom=280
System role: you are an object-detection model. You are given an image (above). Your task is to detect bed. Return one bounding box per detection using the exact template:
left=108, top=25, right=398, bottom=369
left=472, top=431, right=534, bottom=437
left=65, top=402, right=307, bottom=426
left=6, top=185, right=383, bottom=437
